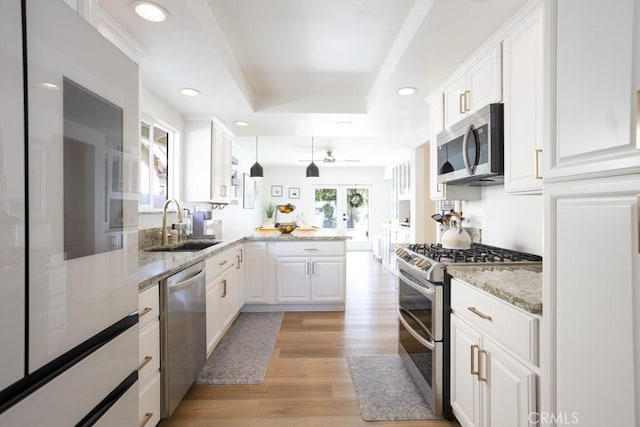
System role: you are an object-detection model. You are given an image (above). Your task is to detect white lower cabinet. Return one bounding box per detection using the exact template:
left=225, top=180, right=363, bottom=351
left=451, top=280, right=538, bottom=427
left=244, top=241, right=270, bottom=303
left=138, top=284, right=160, bottom=427
left=205, top=277, right=223, bottom=356
left=276, top=256, right=345, bottom=303
left=205, top=243, right=245, bottom=355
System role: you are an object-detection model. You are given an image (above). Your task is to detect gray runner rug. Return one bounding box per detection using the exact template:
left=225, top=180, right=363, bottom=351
left=347, top=354, right=442, bottom=421
left=195, top=312, right=284, bottom=385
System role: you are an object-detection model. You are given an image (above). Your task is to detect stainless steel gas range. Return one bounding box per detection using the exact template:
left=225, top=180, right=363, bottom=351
left=395, top=243, right=542, bottom=419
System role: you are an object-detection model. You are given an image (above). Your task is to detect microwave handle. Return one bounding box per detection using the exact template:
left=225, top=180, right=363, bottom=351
left=462, top=123, right=476, bottom=175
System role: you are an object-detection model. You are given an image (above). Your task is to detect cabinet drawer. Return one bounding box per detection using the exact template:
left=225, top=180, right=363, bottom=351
left=276, top=241, right=345, bottom=256
left=138, top=320, right=160, bottom=387
left=451, top=278, right=538, bottom=364
left=206, top=248, right=237, bottom=281
left=139, top=372, right=161, bottom=427
left=138, top=284, right=159, bottom=330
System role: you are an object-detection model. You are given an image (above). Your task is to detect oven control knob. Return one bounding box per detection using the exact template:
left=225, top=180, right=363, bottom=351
left=395, top=247, right=405, bottom=256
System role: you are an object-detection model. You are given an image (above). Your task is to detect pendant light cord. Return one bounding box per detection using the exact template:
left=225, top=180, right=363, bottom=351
left=255, top=136, right=258, bottom=161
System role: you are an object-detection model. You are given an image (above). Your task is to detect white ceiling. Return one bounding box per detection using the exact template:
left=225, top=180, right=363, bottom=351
left=99, top=0, right=528, bottom=166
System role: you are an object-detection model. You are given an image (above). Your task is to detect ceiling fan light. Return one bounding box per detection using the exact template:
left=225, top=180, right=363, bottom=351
left=306, top=162, right=319, bottom=178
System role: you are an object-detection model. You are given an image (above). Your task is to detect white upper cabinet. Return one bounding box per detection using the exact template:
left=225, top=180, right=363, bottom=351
left=443, top=45, right=503, bottom=130
left=546, top=0, right=640, bottom=181
left=183, top=119, right=232, bottom=203
left=503, top=5, right=544, bottom=194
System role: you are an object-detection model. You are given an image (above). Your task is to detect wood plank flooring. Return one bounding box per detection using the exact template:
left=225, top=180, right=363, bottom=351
left=162, top=252, right=459, bottom=427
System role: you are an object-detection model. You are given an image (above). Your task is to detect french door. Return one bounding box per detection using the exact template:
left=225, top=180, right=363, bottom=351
left=313, top=185, right=371, bottom=251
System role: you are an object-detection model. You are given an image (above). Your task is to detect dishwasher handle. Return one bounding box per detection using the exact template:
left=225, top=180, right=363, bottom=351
left=168, top=268, right=205, bottom=293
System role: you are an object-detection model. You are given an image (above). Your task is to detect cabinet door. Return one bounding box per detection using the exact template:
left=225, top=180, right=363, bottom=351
left=466, top=45, right=502, bottom=114
left=245, top=242, right=268, bottom=303
left=183, top=120, right=213, bottom=202
left=276, top=257, right=310, bottom=302
left=450, top=315, right=482, bottom=427
left=504, top=7, right=543, bottom=194
left=543, top=178, right=640, bottom=427
left=443, top=75, right=467, bottom=129
left=549, top=0, right=640, bottom=180
left=234, top=246, right=245, bottom=312
left=310, top=257, right=345, bottom=302
left=221, top=272, right=237, bottom=328
left=482, top=337, right=536, bottom=427
left=205, top=279, right=222, bottom=355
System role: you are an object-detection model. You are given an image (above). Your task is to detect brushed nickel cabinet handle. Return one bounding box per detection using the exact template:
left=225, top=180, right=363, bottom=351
left=239, top=248, right=243, bottom=262
left=219, top=260, right=228, bottom=266
left=140, top=412, right=153, bottom=427
left=312, top=261, right=315, bottom=275
left=138, top=356, right=152, bottom=371
left=459, top=93, right=465, bottom=114
left=478, top=349, right=487, bottom=382
left=221, top=279, right=227, bottom=298
left=306, top=262, right=310, bottom=275
left=468, top=306, right=492, bottom=321
left=534, top=148, right=543, bottom=179
left=236, top=256, right=241, bottom=269
left=464, top=90, right=470, bottom=112
left=470, top=344, right=479, bottom=376
left=139, top=307, right=152, bottom=318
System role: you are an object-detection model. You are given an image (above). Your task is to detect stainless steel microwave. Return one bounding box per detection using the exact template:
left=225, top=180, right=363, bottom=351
left=436, top=103, right=504, bottom=186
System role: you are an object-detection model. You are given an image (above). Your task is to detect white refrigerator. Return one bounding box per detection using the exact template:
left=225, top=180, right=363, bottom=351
left=0, top=1, right=140, bottom=425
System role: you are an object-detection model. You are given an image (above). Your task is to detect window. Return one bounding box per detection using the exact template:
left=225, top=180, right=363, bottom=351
left=139, top=121, right=170, bottom=209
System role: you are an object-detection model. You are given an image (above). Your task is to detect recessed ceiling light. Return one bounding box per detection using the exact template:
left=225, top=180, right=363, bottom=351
left=336, top=121, right=352, bottom=127
left=234, top=121, right=249, bottom=127
left=180, top=88, right=200, bottom=97
left=397, top=87, right=417, bottom=96
left=39, top=82, right=59, bottom=90
left=131, top=1, right=169, bottom=22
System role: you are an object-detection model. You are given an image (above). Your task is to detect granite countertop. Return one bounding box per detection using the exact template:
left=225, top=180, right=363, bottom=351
left=447, top=264, right=543, bottom=315
left=138, top=233, right=347, bottom=291
left=138, top=235, right=245, bottom=291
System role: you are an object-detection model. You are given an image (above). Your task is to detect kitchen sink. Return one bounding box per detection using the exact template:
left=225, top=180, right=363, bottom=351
left=145, top=241, right=221, bottom=252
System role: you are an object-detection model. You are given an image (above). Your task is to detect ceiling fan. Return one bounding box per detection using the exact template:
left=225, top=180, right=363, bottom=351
left=299, top=150, right=361, bottom=164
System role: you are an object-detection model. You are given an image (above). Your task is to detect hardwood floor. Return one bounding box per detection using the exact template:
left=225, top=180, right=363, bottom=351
left=162, top=252, right=458, bottom=427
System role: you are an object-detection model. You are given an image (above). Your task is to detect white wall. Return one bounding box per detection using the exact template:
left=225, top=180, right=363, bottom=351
left=260, top=166, right=392, bottom=244
left=461, top=186, right=543, bottom=255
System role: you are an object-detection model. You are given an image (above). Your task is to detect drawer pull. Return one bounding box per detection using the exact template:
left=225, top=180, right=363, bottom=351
left=219, top=260, right=228, bottom=266
left=138, top=356, right=152, bottom=371
left=304, top=248, right=319, bottom=251
left=236, top=255, right=241, bottom=269
left=468, top=306, right=492, bottom=321
left=470, top=344, right=479, bottom=376
left=459, top=93, right=465, bottom=114
left=464, top=90, right=470, bottom=112
left=221, top=279, right=227, bottom=298
left=478, top=349, right=487, bottom=382
left=139, top=307, right=152, bottom=318
left=140, top=412, right=153, bottom=427
left=239, top=248, right=243, bottom=262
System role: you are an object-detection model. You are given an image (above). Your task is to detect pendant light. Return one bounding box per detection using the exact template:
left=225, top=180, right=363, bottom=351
left=306, top=137, right=319, bottom=178
left=250, top=136, right=263, bottom=179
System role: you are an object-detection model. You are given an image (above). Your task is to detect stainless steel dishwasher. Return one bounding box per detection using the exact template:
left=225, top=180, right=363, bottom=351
left=160, top=261, right=206, bottom=418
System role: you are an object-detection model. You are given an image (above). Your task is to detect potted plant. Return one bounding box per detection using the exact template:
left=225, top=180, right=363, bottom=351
left=264, top=202, right=276, bottom=227
left=322, top=202, right=335, bottom=228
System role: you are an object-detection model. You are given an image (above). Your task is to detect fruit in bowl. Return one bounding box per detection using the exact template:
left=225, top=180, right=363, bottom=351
left=275, top=223, right=297, bottom=234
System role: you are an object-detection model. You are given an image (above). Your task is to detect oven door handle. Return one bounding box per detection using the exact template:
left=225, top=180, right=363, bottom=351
left=398, top=307, right=436, bottom=350
left=398, top=272, right=436, bottom=298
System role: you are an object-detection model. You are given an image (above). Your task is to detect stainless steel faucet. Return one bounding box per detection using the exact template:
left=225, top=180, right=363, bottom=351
left=162, top=199, right=183, bottom=245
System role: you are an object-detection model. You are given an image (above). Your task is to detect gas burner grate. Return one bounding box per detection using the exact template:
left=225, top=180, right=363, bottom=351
left=406, top=243, right=542, bottom=264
